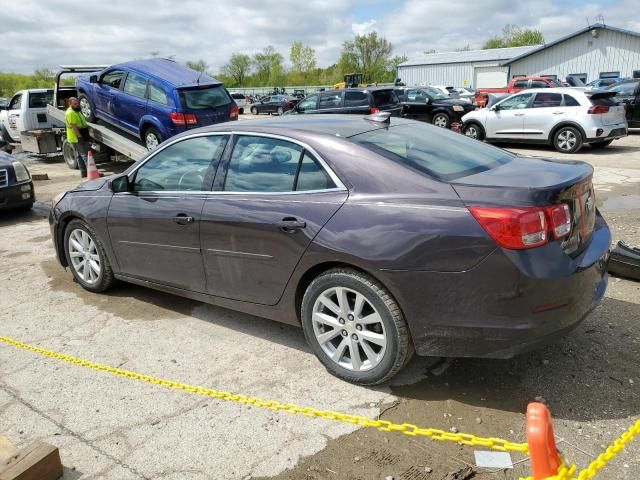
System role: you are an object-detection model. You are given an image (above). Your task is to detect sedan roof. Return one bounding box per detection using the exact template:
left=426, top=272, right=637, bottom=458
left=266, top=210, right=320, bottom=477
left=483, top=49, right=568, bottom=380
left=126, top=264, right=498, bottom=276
left=200, top=114, right=415, bottom=139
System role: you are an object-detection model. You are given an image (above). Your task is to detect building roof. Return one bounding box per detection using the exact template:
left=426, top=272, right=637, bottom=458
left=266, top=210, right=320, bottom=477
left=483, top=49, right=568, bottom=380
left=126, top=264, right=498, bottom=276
left=399, top=46, right=540, bottom=67
left=503, top=23, right=640, bottom=65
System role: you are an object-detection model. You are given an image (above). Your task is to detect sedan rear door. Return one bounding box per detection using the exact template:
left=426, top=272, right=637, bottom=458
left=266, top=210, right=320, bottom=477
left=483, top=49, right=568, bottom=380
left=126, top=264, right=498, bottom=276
left=200, top=134, right=348, bottom=305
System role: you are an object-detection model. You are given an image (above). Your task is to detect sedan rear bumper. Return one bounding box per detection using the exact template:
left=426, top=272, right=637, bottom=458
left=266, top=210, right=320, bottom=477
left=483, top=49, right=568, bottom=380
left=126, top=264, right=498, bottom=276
left=385, top=214, right=611, bottom=358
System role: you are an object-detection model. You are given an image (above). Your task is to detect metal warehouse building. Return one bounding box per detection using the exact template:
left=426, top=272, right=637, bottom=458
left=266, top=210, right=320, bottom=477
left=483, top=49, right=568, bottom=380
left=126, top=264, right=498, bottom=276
left=398, top=23, right=640, bottom=88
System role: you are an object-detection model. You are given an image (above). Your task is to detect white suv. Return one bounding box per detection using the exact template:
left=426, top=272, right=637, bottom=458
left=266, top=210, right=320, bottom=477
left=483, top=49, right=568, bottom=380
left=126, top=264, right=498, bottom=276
left=461, top=88, right=627, bottom=153
left=229, top=92, right=248, bottom=114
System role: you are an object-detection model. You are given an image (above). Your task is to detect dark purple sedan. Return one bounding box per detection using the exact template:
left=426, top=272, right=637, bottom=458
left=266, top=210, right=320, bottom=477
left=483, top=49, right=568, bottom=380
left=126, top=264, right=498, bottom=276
left=49, top=114, right=610, bottom=385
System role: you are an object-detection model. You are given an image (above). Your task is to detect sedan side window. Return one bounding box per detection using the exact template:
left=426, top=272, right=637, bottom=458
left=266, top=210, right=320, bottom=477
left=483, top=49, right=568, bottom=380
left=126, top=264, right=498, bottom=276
left=123, top=73, right=148, bottom=99
left=497, top=93, right=534, bottom=110
left=296, top=153, right=336, bottom=191
left=101, top=70, right=125, bottom=89
left=297, top=94, right=318, bottom=112
left=224, top=136, right=303, bottom=192
left=133, top=135, right=227, bottom=192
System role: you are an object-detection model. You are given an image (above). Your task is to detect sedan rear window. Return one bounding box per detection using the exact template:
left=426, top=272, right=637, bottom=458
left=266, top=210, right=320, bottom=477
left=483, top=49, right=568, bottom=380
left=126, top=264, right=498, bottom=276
left=372, top=90, right=399, bottom=107
left=350, top=123, right=513, bottom=181
left=179, top=86, right=232, bottom=110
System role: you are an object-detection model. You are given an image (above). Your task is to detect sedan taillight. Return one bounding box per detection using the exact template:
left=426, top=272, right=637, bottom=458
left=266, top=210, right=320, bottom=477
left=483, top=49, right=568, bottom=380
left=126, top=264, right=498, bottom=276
left=588, top=105, right=610, bottom=114
left=468, top=204, right=571, bottom=250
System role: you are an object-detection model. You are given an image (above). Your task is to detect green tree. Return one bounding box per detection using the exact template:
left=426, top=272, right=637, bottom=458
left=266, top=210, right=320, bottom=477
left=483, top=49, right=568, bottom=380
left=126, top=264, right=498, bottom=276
left=185, top=60, right=208, bottom=73
left=222, top=53, right=252, bottom=86
left=338, top=31, right=393, bottom=83
left=290, top=42, right=317, bottom=75
left=482, top=25, right=544, bottom=49
left=253, top=46, right=285, bottom=86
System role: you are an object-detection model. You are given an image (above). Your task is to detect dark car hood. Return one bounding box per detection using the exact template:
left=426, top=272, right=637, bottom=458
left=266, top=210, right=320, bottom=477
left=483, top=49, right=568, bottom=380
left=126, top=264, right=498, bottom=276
left=0, top=152, right=16, bottom=167
left=431, top=98, right=472, bottom=107
left=72, top=178, right=108, bottom=192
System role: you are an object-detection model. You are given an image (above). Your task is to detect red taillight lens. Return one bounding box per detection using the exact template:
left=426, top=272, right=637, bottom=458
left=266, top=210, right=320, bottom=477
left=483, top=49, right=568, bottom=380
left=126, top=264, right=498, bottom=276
left=548, top=204, right=571, bottom=239
left=230, top=104, right=239, bottom=120
left=469, top=207, right=547, bottom=249
left=469, top=204, right=573, bottom=249
left=588, top=105, right=610, bottom=114
left=370, top=107, right=379, bottom=114
left=170, top=112, right=197, bottom=125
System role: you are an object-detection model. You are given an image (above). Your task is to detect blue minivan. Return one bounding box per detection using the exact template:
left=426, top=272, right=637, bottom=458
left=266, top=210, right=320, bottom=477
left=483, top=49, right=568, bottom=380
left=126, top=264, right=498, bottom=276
left=76, top=58, right=238, bottom=150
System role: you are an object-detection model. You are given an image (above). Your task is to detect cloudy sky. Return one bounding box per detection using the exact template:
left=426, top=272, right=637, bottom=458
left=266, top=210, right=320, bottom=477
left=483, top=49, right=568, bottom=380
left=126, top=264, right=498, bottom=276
left=2, top=0, right=638, bottom=74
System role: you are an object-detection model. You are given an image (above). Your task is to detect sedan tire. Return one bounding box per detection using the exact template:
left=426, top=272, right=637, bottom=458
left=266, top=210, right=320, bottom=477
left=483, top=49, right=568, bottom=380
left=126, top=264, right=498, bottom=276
left=553, top=126, right=583, bottom=153
left=251, top=107, right=258, bottom=115
left=277, top=106, right=284, bottom=115
left=301, top=268, right=413, bottom=385
left=64, top=219, right=115, bottom=293
left=463, top=123, right=485, bottom=141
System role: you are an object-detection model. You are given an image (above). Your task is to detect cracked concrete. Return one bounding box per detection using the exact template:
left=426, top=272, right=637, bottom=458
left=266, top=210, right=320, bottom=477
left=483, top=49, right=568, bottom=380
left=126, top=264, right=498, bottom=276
left=1, top=131, right=639, bottom=479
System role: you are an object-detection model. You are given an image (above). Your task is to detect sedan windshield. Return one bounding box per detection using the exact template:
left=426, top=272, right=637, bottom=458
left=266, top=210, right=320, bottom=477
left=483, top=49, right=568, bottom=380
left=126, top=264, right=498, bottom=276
left=350, top=123, right=514, bottom=181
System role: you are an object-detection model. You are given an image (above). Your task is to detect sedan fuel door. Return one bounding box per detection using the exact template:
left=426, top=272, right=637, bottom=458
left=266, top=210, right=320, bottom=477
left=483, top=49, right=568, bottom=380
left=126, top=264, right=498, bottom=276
left=200, top=134, right=348, bottom=305
left=484, top=92, right=534, bottom=139
left=107, top=134, right=228, bottom=292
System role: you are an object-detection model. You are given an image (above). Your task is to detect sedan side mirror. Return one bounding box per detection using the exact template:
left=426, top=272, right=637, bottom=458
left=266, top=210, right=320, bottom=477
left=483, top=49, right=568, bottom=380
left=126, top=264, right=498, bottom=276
left=89, top=75, right=98, bottom=83
left=110, top=175, right=130, bottom=193
left=491, top=104, right=500, bottom=111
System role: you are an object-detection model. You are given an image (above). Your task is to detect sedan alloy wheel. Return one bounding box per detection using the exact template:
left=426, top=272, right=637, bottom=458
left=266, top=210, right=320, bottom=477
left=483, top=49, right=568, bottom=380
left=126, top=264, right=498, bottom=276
left=68, top=228, right=101, bottom=285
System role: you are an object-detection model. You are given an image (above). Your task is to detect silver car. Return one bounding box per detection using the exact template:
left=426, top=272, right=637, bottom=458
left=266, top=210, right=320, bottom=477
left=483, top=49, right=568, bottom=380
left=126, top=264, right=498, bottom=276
left=230, top=92, right=248, bottom=114
left=462, top=88, right=627, bottom=153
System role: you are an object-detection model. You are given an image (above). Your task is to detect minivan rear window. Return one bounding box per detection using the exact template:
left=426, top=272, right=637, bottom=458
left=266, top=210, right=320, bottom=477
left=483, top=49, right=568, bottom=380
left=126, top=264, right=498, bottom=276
left=179, top=86, right=232, bottom=110
left=371, top=90, right=399, bottom=107
left=350, top=123, right=514, bottom=181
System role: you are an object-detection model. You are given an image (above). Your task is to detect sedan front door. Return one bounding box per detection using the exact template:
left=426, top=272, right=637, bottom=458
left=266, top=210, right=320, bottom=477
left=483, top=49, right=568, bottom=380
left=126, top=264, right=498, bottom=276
left=200, top=134, right=348, bottom=305
left=484, top=92, right=534, bottom=139
left=107, top=134, right=228, bottom=292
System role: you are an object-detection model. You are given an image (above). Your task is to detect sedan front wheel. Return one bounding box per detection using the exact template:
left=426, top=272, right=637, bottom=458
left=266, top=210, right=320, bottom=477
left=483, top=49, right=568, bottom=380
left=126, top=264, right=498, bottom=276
left=64, top=219, right=115, bottom=292
left=301, top=268, right=413, bottom=385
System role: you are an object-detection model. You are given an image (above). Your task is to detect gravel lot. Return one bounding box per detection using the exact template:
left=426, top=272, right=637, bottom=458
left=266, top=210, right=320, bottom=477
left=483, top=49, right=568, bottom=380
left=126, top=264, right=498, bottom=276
left=0, top=123, right=638, bottom=479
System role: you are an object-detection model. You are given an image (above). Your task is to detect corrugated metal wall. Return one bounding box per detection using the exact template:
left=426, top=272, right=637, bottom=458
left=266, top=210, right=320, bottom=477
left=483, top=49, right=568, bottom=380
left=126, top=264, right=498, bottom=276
left=508, top=28, right=640, bottom=82
left=397, top=61, right=501, bottom=87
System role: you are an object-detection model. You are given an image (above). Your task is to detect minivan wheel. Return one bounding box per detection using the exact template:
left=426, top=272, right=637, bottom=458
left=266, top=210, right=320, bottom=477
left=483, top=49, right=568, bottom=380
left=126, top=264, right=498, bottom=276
left=553, top=126, right=583, bottom=153
left=251, top=107, right=258, bottom=115
left=463, top=123, right=484, bottom=140
left=432, top=113, right=450, bottom=128
left=301, top=268, right=413, bottom=385
left=64, top=219, right=115, bottom=293
left=78, top=94, right=96, bottom=122
left=144, top=127, right=162, bottom=151
left=62, top=140, right=78, bottom=169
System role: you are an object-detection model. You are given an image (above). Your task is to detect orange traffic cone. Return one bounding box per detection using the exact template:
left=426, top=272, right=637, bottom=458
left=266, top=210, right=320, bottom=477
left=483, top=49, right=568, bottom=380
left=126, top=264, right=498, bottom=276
left=86, top=149, right=99, bottom=180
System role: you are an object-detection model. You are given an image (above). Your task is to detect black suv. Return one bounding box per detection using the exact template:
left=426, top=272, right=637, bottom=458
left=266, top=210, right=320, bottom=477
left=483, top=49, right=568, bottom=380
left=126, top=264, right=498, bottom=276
left=607, top=79, right=640, bottom=128
left=289, top=87, right=403, bottom=116
left=393, top=86, right=475, bottom=128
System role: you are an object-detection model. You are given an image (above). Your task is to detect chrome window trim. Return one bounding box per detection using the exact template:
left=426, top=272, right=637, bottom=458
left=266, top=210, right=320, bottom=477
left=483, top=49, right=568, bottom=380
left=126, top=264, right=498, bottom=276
left=124, top=130, right=347, bottom=195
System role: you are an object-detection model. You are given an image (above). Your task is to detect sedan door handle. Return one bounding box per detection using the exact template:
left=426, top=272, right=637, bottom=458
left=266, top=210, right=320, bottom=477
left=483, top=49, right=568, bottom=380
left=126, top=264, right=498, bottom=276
left=173, top=214, right=195, bottom=225
left=552, top=111, right=564, bottom=115
left=514, top=113, right=525, bottom=116
left=278, top=217, right=306, bottom=233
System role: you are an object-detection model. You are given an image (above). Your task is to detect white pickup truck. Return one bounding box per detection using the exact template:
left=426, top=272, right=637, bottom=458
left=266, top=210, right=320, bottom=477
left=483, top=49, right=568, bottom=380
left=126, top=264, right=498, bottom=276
left=0, top=89, right=64, bottom=143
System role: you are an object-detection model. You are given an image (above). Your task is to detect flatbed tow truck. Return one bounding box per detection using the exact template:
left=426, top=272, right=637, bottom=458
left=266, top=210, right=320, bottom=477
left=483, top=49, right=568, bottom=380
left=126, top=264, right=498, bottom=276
left=25, top=66, right=148, bottom=168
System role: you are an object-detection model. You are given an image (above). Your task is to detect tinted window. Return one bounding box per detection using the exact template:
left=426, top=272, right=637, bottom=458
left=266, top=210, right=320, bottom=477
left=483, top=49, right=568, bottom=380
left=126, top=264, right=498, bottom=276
left=179, top=86, right=231, bottom=109
left=422, top=87, right=448, bottom=100
left=497, top=92, right=533, bottom=110
left=372, top=90, right=398, bottom=106
left=231, top=93, right=245, bottom=100
left=530, top=80, right=549, bottom=88
left=532, top=92, right=562, bottom=108
left=344, top=91, right=369, bottom=107
left=224, top=136, right=303, bottom=192
left=351, top=123, right=513, bottom=182
left=133, top=136, right=227, bottom=192
left=590, top=95, right=618, bottom=107
left=148, top=83, right=169, bottom=105
left=609, top=82, right=638, bottom=96
left=297, top=95, right=318, bottom=112
left=101, top=70, right=125, bottom=89
left=296, top=153, right=335, bottom=191
left=564, top=94, right=581, bottom=107
left=8, top=94, right=22, bottom=110
left=123, top=72, right=148, bottom=98
left=319, top=92, right=343, bottom=109
left=513, top=80, right=529, bottom=88
left=28, top=91, right=53, bottom=108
